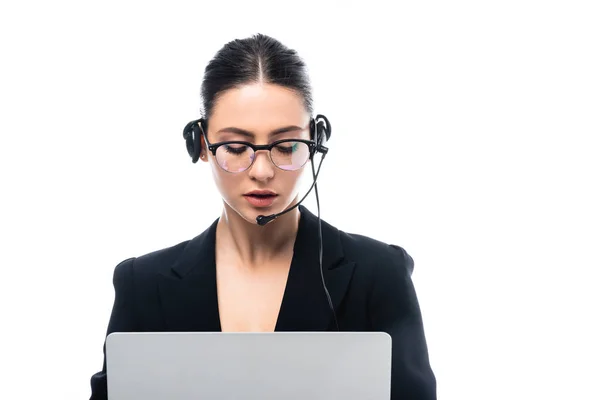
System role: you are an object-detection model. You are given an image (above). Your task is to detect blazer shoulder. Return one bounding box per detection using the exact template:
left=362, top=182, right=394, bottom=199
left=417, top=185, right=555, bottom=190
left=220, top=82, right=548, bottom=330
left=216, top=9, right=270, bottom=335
left=117, top=239, right=191, bottom=278
left=338, top=229, right=415, bottom=277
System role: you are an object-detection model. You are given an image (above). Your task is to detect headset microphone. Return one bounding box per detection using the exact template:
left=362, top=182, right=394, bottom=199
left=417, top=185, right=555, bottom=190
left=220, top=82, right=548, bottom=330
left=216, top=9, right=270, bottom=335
left=255, top=214, right=276, bottom=226
left=256, top=115, right=330, bottom=227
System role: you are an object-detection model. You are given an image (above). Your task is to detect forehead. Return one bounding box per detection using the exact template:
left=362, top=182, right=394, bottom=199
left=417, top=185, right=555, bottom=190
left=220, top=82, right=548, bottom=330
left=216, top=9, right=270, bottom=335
left=209, top=83, right=310, bottom=133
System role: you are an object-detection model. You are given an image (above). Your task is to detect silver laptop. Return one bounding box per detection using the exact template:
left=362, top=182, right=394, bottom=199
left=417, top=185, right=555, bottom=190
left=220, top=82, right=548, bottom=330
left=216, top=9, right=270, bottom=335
left=106, top=331, right=392, bottom=400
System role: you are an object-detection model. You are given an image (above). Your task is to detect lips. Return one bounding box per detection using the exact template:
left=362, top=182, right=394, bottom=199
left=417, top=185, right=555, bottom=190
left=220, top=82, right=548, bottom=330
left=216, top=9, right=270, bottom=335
left=244, top=190, right=276, bottom=196
left=244, top=190, right=278, bottom=208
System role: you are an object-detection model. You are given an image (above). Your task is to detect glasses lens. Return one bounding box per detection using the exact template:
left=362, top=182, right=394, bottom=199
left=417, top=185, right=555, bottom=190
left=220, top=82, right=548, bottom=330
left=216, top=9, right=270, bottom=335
left=215, top=144, right=255, bottom=172
left=271, top=141, right=310, bottom=171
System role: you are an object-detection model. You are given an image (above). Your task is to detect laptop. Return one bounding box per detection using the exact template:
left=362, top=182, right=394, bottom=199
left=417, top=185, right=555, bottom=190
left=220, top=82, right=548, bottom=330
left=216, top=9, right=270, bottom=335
left=106, top=331, right=392, bottom=400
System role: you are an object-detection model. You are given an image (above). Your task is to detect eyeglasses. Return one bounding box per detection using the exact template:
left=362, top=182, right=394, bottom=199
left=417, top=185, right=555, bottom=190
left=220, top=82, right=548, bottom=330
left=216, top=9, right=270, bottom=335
left=203, top=134, right=317, bottom=173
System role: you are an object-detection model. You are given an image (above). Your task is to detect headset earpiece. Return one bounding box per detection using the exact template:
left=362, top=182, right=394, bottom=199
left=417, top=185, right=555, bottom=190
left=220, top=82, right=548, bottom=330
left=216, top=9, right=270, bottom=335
left=312, top=114, right=331, bottom=153
left=183, top=118, right=205, bottom=163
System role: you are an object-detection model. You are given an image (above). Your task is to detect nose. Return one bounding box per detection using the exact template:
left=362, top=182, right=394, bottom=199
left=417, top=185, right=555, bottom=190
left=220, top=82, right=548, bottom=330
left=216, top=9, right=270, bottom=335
left=247, top=150, right=275, bottom=181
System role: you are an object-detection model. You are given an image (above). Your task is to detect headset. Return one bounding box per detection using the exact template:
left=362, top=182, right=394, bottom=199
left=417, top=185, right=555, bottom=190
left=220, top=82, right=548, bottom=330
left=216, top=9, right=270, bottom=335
left=182, top=114, right=339, bottom=330
left=182, top=115, right=331, bottom=163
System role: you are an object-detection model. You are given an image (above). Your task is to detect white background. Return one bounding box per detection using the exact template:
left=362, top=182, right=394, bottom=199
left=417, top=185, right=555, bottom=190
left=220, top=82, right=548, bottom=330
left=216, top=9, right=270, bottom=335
left=1, top=0, right=599, bottom=399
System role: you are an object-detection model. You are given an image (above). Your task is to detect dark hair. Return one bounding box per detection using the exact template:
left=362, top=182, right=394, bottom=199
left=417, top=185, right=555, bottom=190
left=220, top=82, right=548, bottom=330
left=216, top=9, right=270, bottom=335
left=200, top=33, right=313, bottom=125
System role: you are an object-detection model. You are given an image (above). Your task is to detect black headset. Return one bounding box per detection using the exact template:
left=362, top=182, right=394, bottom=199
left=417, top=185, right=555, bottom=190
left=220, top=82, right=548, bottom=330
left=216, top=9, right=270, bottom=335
left=182, top=115, right=332, bottom=163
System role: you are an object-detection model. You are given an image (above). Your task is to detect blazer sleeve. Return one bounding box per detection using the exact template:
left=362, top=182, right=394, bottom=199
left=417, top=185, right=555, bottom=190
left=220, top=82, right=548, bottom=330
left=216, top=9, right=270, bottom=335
left=368, top=245, right=437, bottom=400
left=89, top=257, right=138, bottom=400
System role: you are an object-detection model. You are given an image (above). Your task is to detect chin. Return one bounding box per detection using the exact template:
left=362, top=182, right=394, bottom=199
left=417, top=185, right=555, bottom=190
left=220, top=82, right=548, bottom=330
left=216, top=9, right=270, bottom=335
left=223, top=201, right=265, bottom=225
left=242, top=205, right=273, bottom=224
left=223, top=197, right=295, bottom=225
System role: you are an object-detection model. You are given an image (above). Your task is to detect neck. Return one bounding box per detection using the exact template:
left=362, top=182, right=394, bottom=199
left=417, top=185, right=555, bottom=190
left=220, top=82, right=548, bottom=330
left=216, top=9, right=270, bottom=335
left=216, top=201, right=301, bottom=267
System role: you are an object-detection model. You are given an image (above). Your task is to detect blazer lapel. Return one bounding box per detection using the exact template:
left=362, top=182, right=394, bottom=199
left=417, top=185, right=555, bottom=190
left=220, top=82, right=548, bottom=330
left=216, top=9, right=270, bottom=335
left=275, top=206, right=356, bottom=331
left=157, top=218, right=222, bottom=332
left=156, top=206, right=355, bottom=333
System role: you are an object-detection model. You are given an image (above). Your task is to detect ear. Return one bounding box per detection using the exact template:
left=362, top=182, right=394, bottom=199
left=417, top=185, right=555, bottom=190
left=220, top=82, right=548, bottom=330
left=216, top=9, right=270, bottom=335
left=196, top=121, right=209, bottom=163
left=199, top=135, right=209, bottom=162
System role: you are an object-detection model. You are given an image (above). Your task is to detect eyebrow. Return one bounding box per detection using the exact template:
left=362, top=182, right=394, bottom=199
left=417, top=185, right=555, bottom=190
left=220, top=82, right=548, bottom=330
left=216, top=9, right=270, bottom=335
left=215, top=125, right=304, bottom=138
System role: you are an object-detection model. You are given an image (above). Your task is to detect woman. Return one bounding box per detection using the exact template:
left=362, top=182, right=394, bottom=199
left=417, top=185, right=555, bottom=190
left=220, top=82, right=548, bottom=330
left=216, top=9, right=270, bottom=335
left=90, top=33, right=436, bottom=400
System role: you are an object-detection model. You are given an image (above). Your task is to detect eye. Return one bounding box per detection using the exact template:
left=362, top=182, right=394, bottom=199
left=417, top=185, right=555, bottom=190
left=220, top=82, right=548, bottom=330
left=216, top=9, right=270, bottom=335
left=275, top=142, right=299, bottom=154
left=223, top=144, right=249, bottom=155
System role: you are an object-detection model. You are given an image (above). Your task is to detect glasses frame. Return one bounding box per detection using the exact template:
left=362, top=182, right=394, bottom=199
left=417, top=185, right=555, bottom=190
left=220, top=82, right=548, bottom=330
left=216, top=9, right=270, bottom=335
left=201, top=130, right=318, bottom=173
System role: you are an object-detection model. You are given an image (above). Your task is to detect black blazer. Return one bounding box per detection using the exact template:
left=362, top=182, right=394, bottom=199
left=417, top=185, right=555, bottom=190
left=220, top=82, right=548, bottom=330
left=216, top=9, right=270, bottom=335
left=90, top=205, right=436, bottom=399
